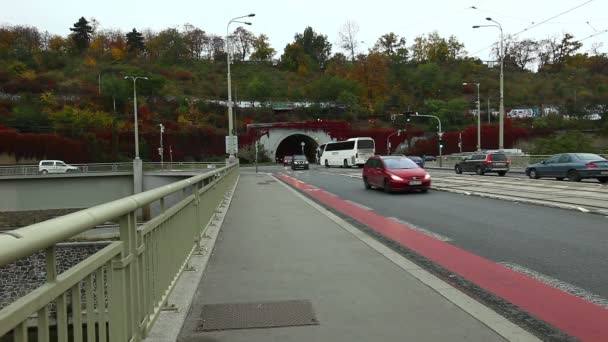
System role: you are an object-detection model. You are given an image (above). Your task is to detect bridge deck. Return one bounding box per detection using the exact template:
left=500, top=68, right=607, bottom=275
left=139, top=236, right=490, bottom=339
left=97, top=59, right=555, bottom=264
left=174, top=172, right=511, bottom=342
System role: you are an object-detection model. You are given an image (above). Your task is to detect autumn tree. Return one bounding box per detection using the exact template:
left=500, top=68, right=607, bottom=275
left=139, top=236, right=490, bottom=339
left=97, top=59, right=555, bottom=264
left=250, top=34, right=275, bottom=62
left=338, top=20, right=360, bottom=62
left=373, top=32, right=408, bottom=64
left=183, top=24, right=207, bottom=59
left=230, top=26, right=255, bottom=61
left=69, top=17, right=94, bottom=53
left=126, top=28, right=145, bottom=56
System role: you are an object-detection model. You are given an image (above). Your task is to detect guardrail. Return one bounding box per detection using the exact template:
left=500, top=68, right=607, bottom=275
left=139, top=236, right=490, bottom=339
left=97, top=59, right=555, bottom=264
left=426, top=154, right=608, bottom=169
left=0, top=162, right=226, bottom=177
left=0, top=162, right=238, bottom=341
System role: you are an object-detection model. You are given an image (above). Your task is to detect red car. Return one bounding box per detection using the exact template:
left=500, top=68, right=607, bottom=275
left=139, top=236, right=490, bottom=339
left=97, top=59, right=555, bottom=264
left=363, top=156, right=431, bottom=193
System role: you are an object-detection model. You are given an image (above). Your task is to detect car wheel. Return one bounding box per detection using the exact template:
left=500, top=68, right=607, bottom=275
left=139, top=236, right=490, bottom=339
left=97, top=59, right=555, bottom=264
left=455, top=165, right=462, bottom=174
left=475, top=166, right=484, bottom=175
left=325, top=160, right=329, bottom=168
left=556, top=177, right=564, bottom=181
left=498, top=171, right=506, bottom=177
left=420, top=189, right=428, bottom=193
left=41, top=169, right=48, bottom=175
left=528, top=169, right=539, bottom=179
left=383, top=179, right=392, bottom=193
left=343, top=159, right=349, bottom=168
left=597, top=177, right=608, bottom=184
left=567, top=170, right=581, bottom=182
left=363, top=177, right=371, bottom=189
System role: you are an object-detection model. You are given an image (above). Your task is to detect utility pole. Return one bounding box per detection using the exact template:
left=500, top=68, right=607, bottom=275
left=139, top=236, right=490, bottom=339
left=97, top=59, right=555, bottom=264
left=159, top=124, right=164, bottom=170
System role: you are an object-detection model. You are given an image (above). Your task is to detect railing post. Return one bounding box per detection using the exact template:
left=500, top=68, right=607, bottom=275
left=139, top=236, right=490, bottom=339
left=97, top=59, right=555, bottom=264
left=109, top=212, right=139, bottom=341
left=193, top=182, right=203, bottom=255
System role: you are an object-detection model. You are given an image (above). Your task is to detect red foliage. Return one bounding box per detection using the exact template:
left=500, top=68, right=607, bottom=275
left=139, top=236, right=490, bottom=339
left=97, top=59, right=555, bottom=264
left=0, top=127, right=88, bottom=163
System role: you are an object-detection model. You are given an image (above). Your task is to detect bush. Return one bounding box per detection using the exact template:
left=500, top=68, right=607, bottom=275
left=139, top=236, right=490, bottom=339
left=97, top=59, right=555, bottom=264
left=531, top=131, right=596, bottom=155
left=237, top=142, right=271, bottom=164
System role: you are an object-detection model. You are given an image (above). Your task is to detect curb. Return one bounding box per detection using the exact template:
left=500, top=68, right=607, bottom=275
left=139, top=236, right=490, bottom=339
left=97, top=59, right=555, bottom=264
left=145, top=175, right=240, bottom=342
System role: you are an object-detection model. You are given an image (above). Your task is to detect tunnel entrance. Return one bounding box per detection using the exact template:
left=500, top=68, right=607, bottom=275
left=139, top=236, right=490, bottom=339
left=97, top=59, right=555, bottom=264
left=276, top=134, right=319, bottom=162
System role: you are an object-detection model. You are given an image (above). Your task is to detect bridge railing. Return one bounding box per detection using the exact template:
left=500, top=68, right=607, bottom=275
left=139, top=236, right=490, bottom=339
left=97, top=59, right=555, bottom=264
left=0, top=162, right=239, bottom=341
left=0, top=162, right=225, bottom=177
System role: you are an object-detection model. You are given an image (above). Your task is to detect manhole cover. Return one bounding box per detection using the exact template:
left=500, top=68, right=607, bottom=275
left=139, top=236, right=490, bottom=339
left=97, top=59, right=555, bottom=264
left=199, top=299, right=318, bottom=331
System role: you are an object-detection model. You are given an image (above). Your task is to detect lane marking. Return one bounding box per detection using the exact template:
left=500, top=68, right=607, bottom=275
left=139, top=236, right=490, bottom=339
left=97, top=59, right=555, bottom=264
left=499, top=262, right=608, bottom=309
left=276, top=174, right=608, bottom=342
left=345, top=200, right=374, bottom=211
left=577, top=206, right=590, bottom=213
left=389, top=217, right=453, bottom=242
left=273, top=175, right=539, bottom=342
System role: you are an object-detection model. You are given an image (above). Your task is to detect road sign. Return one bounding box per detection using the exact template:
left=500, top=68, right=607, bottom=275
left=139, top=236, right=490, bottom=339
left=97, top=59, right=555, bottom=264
left=158, top=147, right=163, bottom=156
left=438, top=132, right=444, bottom=138
left=225, top=136, right=238, bottom=154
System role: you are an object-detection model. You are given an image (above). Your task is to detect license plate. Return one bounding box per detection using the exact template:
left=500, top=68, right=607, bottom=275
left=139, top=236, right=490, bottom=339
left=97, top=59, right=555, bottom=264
left=409, top=181, right=422, bottom=186
left=494, top=163, right=505, bottom=166
left=602, top=171, right=608, bottom=175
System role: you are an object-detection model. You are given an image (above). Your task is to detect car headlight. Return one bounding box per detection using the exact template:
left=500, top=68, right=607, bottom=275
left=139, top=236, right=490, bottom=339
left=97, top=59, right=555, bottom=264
left=390, top=174, right=404, bottom=181
left=424, top=173, right=431, bottom=180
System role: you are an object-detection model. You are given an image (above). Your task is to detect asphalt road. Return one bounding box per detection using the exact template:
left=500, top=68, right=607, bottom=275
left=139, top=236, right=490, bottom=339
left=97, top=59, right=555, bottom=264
left=250, top=164, right=608, bottom=304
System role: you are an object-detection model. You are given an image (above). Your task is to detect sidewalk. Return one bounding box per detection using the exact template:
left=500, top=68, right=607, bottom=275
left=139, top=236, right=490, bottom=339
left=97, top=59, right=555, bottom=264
left=176, top=172, right=526, bottom=342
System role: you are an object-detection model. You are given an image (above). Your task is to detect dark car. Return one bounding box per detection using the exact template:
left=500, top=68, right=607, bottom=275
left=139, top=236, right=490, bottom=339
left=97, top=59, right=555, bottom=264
left=283, top=155, right=294, bottom=166
left=407, top=156, right=425, bottom=168
left=363, top=156, right=431, bottom=193
left=291, top=155, right=310, bottom=170
left=454, top=152, right=510, bottom=176
left=423, top=156, right=437, bottom=162
left=525, top=153, right=608, bottom=182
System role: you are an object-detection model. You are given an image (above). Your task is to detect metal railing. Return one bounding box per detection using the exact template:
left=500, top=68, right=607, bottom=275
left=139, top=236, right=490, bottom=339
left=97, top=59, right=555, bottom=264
left=0, top=162, right=225, bottom=177
left=426, top=154, right=608, bottom=169
left=0, top=162, right=238, bottom=341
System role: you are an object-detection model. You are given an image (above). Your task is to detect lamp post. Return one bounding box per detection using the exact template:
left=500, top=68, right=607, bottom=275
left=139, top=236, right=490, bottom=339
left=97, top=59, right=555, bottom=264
left=301, top=141, right=305, bottom=155
left=473, top=17, right=504, bottom=150
left=226, top=13, right=255, bottom=163
left=463, top=82, right=481, bottom=151
left=124, top=76, right=148, bottom=159
left=159, top=124, right=164, bottom=170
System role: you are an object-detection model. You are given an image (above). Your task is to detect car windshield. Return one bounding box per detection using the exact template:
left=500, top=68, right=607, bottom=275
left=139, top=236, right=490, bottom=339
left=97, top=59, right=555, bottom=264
left=574, top=153, right=605, bottom=161
left=407, top=156, right=421, bottom=162
left=293, top=155, right=306, bottom=160
left=383, top=158, right=419, bottom=169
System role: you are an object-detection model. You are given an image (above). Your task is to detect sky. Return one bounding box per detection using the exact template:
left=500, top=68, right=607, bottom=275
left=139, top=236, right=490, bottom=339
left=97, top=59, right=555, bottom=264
left=1, top=0, right=607, bottom=60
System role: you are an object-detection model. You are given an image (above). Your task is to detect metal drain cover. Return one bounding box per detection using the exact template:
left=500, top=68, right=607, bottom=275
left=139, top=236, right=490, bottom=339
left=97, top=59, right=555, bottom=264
left=199, top=299, right=318, bottom=331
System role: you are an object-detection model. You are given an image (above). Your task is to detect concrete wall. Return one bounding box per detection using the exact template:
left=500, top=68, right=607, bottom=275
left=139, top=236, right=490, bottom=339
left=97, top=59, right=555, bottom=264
left=0, top=174, right=133, bottom=211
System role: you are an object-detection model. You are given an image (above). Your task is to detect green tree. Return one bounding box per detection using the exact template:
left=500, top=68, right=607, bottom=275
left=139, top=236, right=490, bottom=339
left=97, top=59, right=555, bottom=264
left=292, top=27, right=332, bottom=69
left=247, top=75, right=272, bottom=102
left=7, top=104, right=50, bottom=133
left=126, top=28, right=145, bottom=55
left=373, top=32, right=408, bottom=63
left=69, top=17, right=94, bottom=53
left=250, top=34, right=275, bottom=62
left=532, top=131, right=594, bottom=154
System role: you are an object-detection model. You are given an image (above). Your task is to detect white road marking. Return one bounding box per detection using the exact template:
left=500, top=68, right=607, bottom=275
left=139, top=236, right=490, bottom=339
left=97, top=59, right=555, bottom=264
left=344, top=200, right=374, bottom=211
left=388, top=217, right=453, bottom=242
left=499, top=262, right=608, bottom=309
left=577, top=207, right=590, bottom=213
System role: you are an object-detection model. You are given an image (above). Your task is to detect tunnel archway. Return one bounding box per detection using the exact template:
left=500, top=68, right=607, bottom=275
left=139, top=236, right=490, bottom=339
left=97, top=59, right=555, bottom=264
left=275, top=134, right=319, bottom=162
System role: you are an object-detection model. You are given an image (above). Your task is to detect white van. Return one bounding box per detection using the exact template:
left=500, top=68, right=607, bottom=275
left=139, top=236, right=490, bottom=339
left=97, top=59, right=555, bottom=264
left=38, top=160, right=79, bottom=174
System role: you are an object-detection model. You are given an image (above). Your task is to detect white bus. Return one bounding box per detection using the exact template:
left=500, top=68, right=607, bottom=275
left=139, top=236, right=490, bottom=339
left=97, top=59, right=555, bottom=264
left=321, top=137, right=375, bottom=168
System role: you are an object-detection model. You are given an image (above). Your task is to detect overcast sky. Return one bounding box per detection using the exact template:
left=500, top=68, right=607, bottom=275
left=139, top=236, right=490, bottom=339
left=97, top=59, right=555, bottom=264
left=2, top=0, right=606, bottom=60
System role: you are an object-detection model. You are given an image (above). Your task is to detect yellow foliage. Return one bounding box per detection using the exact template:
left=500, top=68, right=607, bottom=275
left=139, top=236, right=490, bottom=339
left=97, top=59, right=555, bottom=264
left=84, top=55, right=97, bottom=67
left=110, top=47, right=125, bottom=61
left=177, top=114, right=192, bottom=126
left=19, top=70, right=36, bottom=80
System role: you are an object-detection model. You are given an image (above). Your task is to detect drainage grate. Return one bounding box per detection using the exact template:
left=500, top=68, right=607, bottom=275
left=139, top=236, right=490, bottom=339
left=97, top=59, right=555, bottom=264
left=198, top=299, right=318, bottom=331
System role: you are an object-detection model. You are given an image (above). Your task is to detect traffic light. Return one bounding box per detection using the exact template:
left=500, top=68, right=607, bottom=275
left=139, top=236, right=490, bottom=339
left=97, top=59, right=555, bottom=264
left=438, top=139, right=445, bottom=148
left=404, top=111, right=415, bottom=122
left=369, top=119, right=376, bottom=125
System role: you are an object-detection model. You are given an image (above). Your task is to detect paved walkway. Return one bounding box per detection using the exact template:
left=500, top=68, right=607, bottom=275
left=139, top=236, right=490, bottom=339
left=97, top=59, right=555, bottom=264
left=176, top=172, right=521, bottom=341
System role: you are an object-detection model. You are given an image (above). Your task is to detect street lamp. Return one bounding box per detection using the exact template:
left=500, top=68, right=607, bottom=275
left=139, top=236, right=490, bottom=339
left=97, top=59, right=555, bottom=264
left=159, top=124, right=164, bottom=169
left=463, top=82, right=481, bottom=151
left=226, top=13, right=255, bottom=163
left=124, top=76, right=148, bottom=159
left=473, top=17, right=505, bottom=150
left=301, top=141, right=305, bottom=155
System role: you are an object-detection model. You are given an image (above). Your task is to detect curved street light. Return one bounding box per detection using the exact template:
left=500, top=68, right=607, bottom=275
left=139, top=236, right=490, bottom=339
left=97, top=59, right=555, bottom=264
left=473, top=17, right=505, bottom=150
left=226, top=14, right=255, bottom=162
left=124, top=76, right=148, bottom=159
